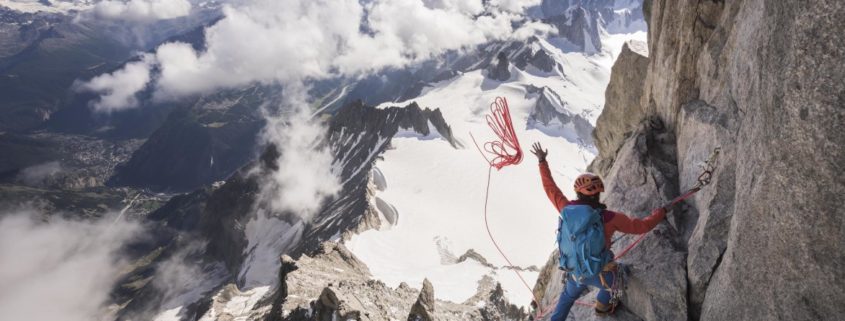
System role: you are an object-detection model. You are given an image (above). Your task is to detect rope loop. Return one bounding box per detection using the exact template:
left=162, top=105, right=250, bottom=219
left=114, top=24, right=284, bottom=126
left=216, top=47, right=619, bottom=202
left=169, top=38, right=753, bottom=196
left=480, top=97, right=523, bottom=169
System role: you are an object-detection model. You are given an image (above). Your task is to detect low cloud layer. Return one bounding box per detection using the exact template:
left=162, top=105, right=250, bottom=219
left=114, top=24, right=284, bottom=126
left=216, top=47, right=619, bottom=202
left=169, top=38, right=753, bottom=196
left=16, top=161, right=62, bottom=186
left=257, top=89, right=341, bottom=218
left=0, top=211, right=140, bottom=321
left=77, top=54, right=154, bottom=113
left=92, top=0, right=192, bottom=22
left=81, top=0, right=550, bottom=108
left=488, top=0, right=543, bottom=13
left=150, top=241, right=228, bottom=314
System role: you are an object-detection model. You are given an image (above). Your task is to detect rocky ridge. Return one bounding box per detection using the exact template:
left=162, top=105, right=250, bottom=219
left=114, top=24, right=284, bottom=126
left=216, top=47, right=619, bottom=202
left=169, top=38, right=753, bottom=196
left=256, top=242, right=525, bottom=321
left=110, top=101, right=469, bottom=320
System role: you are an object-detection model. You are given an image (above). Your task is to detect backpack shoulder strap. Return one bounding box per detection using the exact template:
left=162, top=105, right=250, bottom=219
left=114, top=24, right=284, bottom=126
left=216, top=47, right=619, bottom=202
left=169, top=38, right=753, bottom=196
left=601, top=210, right=616, bottom=223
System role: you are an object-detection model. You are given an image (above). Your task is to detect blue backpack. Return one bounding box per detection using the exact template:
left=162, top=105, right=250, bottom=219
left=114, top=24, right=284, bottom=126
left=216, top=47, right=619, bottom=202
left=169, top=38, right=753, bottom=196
left=557, top=204, right=612, bottom=279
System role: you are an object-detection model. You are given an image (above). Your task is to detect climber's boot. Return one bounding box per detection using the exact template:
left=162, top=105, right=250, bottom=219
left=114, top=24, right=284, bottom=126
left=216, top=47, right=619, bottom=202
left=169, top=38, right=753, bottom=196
left=595, top=300, right=619, bottom=317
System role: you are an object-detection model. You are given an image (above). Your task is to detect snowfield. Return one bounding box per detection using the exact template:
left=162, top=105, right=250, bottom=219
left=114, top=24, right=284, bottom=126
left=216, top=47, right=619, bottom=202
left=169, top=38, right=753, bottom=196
left=346, top=31, right=647, bottom=307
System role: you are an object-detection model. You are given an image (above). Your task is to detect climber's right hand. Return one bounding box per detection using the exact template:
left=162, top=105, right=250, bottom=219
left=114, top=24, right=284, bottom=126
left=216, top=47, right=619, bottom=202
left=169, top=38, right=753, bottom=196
left=531, top=142, right=548, bottom=162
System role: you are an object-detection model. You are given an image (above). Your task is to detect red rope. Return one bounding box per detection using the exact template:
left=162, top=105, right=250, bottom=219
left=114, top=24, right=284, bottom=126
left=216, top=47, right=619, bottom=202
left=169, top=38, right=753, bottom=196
left=471, top=97, right=523, bottom=169
left=481, top=166, right=539, bottom=302
left=470, top=97, right=536, bottom=298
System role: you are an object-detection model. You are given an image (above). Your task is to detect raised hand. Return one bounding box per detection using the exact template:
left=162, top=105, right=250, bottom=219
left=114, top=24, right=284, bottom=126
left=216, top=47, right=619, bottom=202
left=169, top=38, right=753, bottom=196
left=530, top=142, right=548, bottom=162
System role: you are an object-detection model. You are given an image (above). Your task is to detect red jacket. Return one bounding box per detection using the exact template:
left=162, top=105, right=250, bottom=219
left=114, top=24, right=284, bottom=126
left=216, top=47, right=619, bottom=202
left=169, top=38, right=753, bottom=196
left=539, top=161, right=665, bottom=249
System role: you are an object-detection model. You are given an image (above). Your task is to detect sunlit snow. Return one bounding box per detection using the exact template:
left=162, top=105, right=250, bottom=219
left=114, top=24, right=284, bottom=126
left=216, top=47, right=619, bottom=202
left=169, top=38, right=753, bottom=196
left=347, top=31, right=646, bottom=307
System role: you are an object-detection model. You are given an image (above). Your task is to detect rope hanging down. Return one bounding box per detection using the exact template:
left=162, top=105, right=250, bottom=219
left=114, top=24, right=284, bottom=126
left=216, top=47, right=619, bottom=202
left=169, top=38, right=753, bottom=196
left=471, top=98, right=592, bottom=319
left=470, top=97, right=541, bottom=306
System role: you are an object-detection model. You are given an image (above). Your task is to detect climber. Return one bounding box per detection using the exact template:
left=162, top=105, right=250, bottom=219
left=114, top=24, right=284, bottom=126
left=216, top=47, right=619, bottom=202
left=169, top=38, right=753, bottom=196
left=530, top=142, right=666, bottom=320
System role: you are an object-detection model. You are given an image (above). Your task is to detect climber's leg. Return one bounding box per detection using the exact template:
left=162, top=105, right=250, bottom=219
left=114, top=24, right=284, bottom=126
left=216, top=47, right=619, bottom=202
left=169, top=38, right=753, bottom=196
left=550, top=275, right=587, bottom=321
left=592, top=270, right=617, bottom=315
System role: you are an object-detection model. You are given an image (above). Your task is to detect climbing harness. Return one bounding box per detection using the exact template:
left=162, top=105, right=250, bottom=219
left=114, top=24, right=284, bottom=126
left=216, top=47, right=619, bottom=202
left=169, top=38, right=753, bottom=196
left=599, top=262, right=623, bottom=314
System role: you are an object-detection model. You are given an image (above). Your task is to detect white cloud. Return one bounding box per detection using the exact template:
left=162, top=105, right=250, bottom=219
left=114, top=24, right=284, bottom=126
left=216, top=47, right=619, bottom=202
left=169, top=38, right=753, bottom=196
left=421, top=0, right=485, bottom=15
left=17, top=161, right=62, bottom=186
left=0, top=210, right=140, bottom=321
left=93, top=0, right=192, bottom=22
left=77, top=54, right=154, bottom=113
left=333, top=0, right=512, bottom=74
left=151, top=241, right=228, bottom=312
left=257, top=88, right=341, bottom=219
left=512, top=19, right=558, bottom=40
left=80, top=0, right=555, bottom=220
left=488, top=0, right=543, bottom=13
left=152, top=0, right=367, bottom=98
left=91, top=0, right=548, bottom=104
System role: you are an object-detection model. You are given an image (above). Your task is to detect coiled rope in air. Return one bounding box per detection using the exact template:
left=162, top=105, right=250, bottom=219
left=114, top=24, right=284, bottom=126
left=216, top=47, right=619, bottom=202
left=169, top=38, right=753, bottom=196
left=469, top=97, right=538, bottom=302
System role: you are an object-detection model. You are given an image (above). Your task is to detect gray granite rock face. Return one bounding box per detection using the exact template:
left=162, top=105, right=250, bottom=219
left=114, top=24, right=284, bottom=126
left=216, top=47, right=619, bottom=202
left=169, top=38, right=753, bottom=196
left=536, top=1, right=845, bottom=320
left=591, top=40, right=649, bottom=177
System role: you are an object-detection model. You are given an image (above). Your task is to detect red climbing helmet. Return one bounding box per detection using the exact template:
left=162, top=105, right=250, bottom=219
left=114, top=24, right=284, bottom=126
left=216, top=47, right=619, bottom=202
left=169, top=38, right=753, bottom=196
left=574, top=173, right=604, bottom=196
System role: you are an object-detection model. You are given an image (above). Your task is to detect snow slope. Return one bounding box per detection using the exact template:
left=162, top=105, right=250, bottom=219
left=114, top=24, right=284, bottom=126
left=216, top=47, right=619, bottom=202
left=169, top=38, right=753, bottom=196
left=346, top=31, right=647, bottom=307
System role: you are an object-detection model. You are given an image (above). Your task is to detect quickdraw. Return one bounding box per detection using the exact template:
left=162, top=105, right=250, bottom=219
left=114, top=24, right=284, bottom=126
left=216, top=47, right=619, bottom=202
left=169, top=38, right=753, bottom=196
left=694, top=146, right=720, bottom=189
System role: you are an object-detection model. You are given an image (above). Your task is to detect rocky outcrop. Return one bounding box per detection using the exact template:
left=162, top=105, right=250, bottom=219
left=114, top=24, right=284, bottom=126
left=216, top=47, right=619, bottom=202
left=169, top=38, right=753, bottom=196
left=543, top=6, right=603, bottom=53
left=528, top=87, right=594, bottom=146
left=262, top=242, right=524, bottom=321
left=535, top=1, right=845, bottom=320
left=591, top=40, right=649, bottom=176
left=407, top=279, right=436, bottom=321
left=486, top=52, right=511, bottom=82
left=456, top=249, right=495, bottom=269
